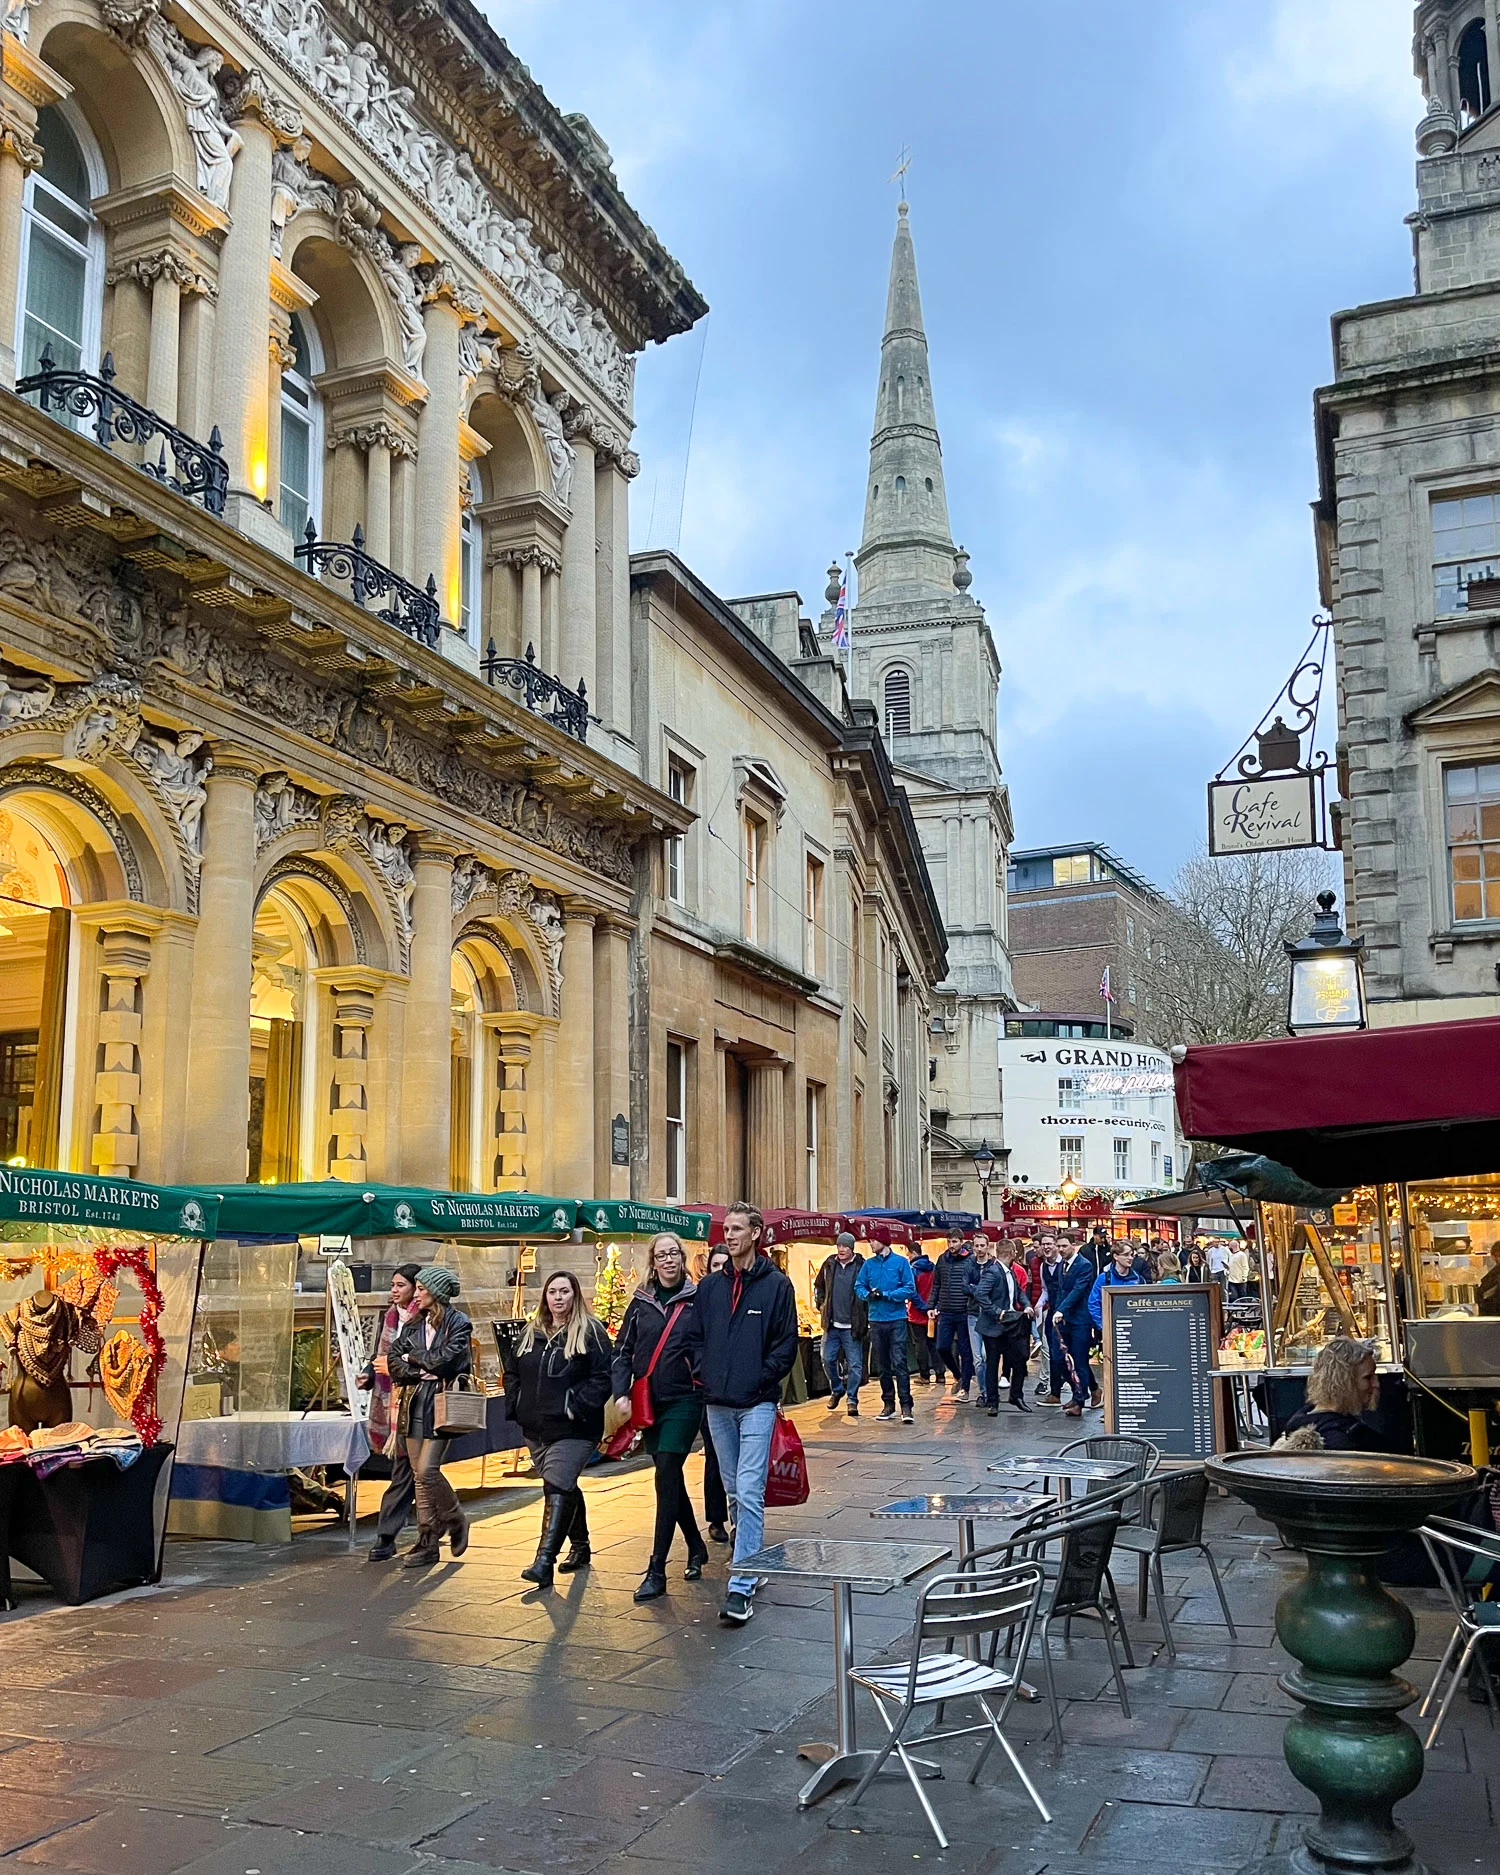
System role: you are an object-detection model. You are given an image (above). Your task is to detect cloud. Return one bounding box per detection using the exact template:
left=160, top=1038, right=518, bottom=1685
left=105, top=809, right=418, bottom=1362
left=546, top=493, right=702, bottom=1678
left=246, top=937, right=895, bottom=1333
left=1227, top=0, right=1418, bottom=124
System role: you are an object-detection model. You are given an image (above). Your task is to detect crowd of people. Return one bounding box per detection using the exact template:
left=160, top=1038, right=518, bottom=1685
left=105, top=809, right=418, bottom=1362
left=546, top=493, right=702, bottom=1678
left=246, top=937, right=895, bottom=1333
left=355, top=1211, right=1257, bottom=1622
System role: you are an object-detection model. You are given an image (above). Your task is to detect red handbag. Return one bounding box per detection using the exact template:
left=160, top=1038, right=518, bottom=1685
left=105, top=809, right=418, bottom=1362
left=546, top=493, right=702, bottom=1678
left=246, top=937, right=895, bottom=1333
left=608, top=1300, right=686, bottom=1458
left=765, top=1408, right=810, bottom=1507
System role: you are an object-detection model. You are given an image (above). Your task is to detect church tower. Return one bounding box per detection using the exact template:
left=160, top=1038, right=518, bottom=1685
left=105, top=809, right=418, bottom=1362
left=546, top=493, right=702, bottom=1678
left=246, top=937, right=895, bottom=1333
left=823, top=201, right=1015, bottom=1214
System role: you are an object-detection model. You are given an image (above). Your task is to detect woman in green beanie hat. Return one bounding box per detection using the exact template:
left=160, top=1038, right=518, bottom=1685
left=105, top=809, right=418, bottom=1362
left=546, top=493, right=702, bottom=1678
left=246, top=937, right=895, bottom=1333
left=386, top=1265, right=473, bottom=1566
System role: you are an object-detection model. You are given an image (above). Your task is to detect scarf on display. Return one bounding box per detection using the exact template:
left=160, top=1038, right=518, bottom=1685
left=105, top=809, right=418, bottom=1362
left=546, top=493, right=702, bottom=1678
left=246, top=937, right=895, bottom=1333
left=2, top=1291, right=76, bottom=1387
left=100, top=1330, right=154, bottom=1422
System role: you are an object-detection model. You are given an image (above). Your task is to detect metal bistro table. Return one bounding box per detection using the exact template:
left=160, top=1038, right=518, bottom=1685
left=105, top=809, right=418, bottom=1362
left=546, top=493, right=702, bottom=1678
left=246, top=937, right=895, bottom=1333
left=734, top=1536, right=950, bottom=1810
left=872, top=1492, right=1054, bottom=1701
left=986, top=1453, right=1133, bottom=1503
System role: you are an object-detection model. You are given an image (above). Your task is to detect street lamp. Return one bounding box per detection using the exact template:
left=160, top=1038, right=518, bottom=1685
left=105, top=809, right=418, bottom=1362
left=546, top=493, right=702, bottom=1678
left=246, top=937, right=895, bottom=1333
left=1059, top=1176, right=1078, bottom=1230
left=972, top=1139, right=996, bottom=1221
left=1285, top=891, right=1367, bottom=1036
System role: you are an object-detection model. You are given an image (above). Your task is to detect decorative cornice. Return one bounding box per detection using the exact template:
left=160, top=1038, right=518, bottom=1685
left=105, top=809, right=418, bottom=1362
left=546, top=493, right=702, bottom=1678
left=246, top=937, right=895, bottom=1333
left=326, top=420, right=418, bottom=460
left=105, top=248, right=216, bottom=299
left=489, top=542, right=561, bottom=577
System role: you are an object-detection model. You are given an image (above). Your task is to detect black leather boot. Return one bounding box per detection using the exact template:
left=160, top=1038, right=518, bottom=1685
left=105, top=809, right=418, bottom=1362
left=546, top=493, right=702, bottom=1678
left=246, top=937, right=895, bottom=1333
left=634, top=1559, right=668, bottom=1602
left=520, top=1488, right=571, bottom=1586
left=557, top=1490, right=591, bottom=1572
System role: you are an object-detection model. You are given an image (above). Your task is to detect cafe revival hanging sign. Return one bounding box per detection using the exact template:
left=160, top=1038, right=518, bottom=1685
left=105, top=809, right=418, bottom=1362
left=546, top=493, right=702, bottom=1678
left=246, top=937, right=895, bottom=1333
left=1207, top=617, right=1330, bottom=857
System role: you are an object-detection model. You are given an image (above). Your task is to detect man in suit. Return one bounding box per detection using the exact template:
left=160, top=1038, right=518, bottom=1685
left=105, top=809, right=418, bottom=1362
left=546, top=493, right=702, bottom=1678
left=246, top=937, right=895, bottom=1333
left=1050, top=1237, right=1098, bottom=1418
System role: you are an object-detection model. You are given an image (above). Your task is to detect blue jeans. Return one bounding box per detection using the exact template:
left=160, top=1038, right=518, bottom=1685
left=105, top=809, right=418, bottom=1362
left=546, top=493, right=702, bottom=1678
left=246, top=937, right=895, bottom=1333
left=935, top=1312, right=973, bottom=1388
left=869, top=1320, right=912, bottom=1410
left=967, top=1316, right=988, bottom=1399
left=821, top=1327, right=863, bottom=1406
left=705, top=1401, right=778, bottom=1598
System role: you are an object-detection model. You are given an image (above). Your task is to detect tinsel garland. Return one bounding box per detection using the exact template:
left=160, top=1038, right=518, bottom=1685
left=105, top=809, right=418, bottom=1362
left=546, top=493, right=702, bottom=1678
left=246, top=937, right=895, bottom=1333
left=90, top=1246, right=166, bottom=1444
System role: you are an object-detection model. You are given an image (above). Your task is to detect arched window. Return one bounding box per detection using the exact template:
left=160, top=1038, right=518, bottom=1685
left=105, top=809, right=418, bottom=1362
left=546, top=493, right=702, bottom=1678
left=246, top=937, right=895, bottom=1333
left=883, top=666, right=912, bottom=738
left=895, top=372, right=905, bottom=415
left=1460, top=18, right=1492, bottom=121
left=279, top=312, right=323, bottom=539
left=895, top=474, right=906, bottom=494
left=459, top=462, right=482, bottom=645
left=16, top=104, right=104, bottom=382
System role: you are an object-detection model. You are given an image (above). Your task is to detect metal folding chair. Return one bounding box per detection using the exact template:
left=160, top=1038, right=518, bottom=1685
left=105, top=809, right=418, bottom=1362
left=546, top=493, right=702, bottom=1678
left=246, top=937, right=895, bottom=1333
left=846, top=1561, right=1052, bottom=1849
left=1417, top=1516, right=1500, bottom=1750
left=1111, top=1465, right=1237, bottom=1658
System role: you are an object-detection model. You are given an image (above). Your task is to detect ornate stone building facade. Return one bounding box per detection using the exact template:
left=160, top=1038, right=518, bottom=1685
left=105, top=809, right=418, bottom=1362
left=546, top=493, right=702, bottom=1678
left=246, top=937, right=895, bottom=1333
left=822, top=204, right=1015, bottom=1213
left=0, top=0, right=947, bottom=1209
left=0, top=0, right=703, bottom=1191
left=1314, top=1, right=1500, bottom=1024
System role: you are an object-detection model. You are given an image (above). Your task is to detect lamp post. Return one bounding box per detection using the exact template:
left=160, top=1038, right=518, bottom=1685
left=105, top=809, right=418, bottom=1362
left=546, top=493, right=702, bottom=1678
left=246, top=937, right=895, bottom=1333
left=972, top=1139, right=996, bottom=1221
left=1059, top=1177, right=1078, bottom=1230
left=1286, top=891, right=1367, bottom=1036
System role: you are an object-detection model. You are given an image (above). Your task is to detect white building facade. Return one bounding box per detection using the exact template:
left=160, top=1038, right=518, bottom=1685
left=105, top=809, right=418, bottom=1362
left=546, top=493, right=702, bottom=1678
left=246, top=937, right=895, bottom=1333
left=997, top=1034, right=1180, bottom=1206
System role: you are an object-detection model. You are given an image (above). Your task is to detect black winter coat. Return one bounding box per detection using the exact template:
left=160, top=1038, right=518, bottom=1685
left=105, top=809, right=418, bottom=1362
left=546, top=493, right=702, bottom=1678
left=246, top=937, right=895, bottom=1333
left=611, top=1280, right=701, bottom=1408
left=502, top=1318, right=614, bottom=1445
left=386, top=1306, right=473, bottom=1440
left=686, top=1254, right=798, bottom=1408
left=931, top=1248, right=976, bottom=1314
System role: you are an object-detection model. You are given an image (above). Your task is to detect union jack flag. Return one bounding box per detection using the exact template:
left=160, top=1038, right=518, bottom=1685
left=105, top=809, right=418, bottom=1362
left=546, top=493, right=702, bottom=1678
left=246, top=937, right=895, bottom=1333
left=1099, top=965, right=1115, bottom=1004
left=831, top=565, right=849, bottom=654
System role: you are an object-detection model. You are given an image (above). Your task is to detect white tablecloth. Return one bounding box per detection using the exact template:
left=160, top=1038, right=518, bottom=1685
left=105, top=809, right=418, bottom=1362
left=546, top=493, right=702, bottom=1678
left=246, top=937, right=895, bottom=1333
left=174, top=1412, right=371, bottom=1476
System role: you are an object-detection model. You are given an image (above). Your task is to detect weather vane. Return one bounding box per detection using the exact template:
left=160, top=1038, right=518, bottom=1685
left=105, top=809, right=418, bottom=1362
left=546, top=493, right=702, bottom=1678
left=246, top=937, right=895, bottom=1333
left=889, top=144, right=912, bottom=201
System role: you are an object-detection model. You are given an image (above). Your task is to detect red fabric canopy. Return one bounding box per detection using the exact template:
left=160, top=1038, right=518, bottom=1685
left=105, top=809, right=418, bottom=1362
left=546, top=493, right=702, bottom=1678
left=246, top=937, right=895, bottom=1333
left=1174, top=1016, right=1500, bottom=1185
left=759, top=1209, right=850, bottom=1246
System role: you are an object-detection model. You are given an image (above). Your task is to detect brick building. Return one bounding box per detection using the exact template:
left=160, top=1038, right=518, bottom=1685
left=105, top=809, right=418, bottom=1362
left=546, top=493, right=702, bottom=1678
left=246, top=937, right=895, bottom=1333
left=1006, top=843, right=1166, bottom=1037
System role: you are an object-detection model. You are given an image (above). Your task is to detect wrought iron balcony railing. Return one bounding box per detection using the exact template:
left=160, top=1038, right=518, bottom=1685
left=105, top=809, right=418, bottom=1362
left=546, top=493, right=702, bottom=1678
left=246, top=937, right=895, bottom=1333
left=15, top=346, right=228, bottom=516
left=296, top=522, right=441, bottom=648
left=481, top=640, right=589, bottom=742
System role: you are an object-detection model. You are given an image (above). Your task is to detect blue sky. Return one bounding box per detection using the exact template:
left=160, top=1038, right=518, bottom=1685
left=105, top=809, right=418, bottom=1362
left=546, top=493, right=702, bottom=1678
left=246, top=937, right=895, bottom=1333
left=488, top=0, right=1420, bottom=885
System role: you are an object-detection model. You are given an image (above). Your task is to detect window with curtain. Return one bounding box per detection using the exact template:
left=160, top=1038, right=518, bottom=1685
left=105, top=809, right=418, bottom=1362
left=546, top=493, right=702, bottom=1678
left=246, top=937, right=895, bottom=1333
left=17, top=106, right=103, bottom=384
left=279, top=312, right=323, bottom=539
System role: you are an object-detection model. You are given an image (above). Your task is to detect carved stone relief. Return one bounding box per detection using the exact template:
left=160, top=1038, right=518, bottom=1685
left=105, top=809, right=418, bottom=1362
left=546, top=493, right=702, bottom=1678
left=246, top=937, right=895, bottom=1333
left=254, top=770, right=321, bottom=849
left=221, top=0, right=636, bottom=408
left=319, top=793, right=413, bottom=967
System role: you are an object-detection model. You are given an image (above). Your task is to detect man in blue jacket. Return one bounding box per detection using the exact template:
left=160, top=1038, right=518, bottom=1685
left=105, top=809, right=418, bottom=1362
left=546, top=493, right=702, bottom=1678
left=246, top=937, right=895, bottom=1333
left=1089, top=1238, right=1147, bottom=1332
left=688, top=1201, right=799, bottom=1626
left=855, top=1242, right=918, bottom=1423
left=1049, top=1237, right=1097, bottom=1418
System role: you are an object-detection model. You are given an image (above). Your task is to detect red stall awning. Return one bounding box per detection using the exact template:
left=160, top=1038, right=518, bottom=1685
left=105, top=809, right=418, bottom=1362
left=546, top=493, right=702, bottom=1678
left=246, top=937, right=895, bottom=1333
left=1173, top=1016, right=1500, bottom=1187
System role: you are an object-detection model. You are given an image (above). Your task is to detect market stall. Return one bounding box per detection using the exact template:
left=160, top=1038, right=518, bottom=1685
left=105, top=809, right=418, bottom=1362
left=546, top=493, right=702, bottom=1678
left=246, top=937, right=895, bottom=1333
left=575, top=1200, right=713, bottom=1334
left=171, top=1183, right=577, bottom=1541
left=760, top=1211, right=852, bottom=1400
left=0, top=1166, right=218, bottom=1604
left=1175, top=1016, right=1500, bottom=1461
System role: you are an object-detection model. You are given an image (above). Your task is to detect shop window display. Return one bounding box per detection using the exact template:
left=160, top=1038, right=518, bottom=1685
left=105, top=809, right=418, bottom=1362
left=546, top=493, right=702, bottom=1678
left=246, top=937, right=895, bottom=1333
left=1257, top=1188, right=1398, bottom=1370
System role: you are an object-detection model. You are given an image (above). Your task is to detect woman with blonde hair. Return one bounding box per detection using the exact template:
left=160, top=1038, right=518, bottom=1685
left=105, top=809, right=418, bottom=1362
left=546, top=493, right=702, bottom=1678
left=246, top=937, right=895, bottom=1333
left=1156, top=1252, right=1183, bottom=1283
left=501, top=1270, right=613, bottom=1587
left=1281, top=1338, right=1385, bottom=1452
left=612, top=1232, right=707, bottom=1601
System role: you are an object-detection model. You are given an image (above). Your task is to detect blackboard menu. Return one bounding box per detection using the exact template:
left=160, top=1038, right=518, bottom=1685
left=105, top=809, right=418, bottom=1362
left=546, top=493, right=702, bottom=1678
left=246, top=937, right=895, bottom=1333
left=1102, top=1282, right=1224, bottom=1457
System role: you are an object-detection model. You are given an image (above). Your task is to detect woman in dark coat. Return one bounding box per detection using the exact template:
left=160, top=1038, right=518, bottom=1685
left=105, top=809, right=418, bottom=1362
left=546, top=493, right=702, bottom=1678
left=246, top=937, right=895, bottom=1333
left=612, top=1233, right=709, bottom=1602
left=384, top=1265, right=473, bottom=1567
left=501, top=1270, right=613, bottom=1588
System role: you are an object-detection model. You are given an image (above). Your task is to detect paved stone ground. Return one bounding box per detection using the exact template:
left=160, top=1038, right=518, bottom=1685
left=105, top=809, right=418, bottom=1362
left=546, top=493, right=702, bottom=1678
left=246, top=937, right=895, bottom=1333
left=0, top=1379, right=1494, bottom=1874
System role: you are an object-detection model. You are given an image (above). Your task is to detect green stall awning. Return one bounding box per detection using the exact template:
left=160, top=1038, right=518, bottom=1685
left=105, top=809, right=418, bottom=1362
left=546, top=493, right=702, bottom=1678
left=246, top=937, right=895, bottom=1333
left=208, top=1182, right=578, bottom=1240
left=577, top=1200, right=712, bottom=1241
left=0, top=1165, right=220, bottom=1238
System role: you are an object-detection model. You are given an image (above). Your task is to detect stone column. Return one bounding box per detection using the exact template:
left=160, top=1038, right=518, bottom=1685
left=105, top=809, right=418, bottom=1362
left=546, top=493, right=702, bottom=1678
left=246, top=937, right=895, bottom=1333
left=401, top=839, right=456, bottom=1188
left=594, top=450, right=635, bottom=734
left=182, top=753, right=259, bottom=1181
left=104, top=265, right=152, bottom=403
left=746, top=1060, right=786, bottom=1210
left=92, top=919, right=155, bottom=1175
left=520, top=552, right=544, bottom=655
left=593, top=916, right=632, bottom=1199
left=177, top=283, right=216, bottom=441
left=327, top=974, right=376, bottom=1180
left=211, top=78, right=300, bottom=544
left=392, top=451, right=415, bottom=578
left=0, top=93, right=44, bottom=389
left=364, top=429, right=392, bottom=563
left=554, top=904, right=596, bottom=1200
left=412, top=270, right=481, bottom=624
left=558, top=425, right=596, bottom=693
left=146, top=260, right=182, bottom=422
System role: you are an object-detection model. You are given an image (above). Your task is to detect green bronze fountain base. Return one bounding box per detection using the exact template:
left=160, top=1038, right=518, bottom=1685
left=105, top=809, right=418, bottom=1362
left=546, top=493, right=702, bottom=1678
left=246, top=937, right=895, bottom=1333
left=1206, top=1450, right=1475, bottom=1875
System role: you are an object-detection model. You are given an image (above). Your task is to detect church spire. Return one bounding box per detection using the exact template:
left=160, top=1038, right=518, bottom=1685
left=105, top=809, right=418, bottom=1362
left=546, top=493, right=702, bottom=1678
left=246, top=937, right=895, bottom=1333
left=854, top=201, right=959, bottom=605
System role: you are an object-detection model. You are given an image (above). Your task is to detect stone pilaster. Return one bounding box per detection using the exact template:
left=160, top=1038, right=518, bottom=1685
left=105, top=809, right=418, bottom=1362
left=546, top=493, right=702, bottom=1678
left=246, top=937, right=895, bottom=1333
left=554, top=903, right=596, bottom=1200
left=592, top=914, right=632, bottom=1199
left=483, top=1018, right=533, bottom=1191
left=182, top=752, right=259, bottom=1182
left=412, top=268, right=482, bottom=624
left=91, top=920, right=155, bottom=1174
left=594, top=455, right=634, bottom=735
left=0, top=36, right=61, bottom=389
left=326, top=972, right=378, bottom=1180
left=401, top=838, right=457, bottom=1187
left=746, top=1059, right=786, bottom=1210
